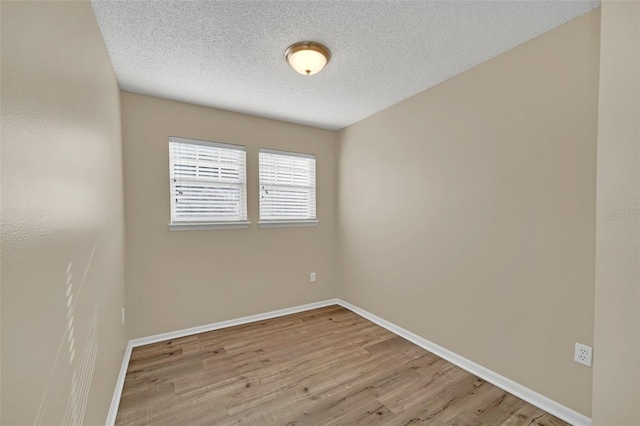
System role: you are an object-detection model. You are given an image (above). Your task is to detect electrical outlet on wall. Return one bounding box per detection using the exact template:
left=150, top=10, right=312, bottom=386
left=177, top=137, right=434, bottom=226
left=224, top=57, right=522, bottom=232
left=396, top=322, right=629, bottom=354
left=574, top=343, right=592, bottom=367
left=310, top=272, right=316, bottom=283
left=122, top=307, right=126, bottom=325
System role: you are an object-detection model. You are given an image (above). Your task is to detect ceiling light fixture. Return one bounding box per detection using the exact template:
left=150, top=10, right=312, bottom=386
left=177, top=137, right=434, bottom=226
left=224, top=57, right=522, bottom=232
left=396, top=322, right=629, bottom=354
left=285, top=41, right=331, bottom=76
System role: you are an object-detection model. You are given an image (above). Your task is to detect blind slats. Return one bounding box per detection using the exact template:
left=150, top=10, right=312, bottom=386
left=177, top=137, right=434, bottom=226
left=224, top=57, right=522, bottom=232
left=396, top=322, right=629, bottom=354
left=170, top=139, right=247, bottom=223
left=259, top=149, right=316, bottom=221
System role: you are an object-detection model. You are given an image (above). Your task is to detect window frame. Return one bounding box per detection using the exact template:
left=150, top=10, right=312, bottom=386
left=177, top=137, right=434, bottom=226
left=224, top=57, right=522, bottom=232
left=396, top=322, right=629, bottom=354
left=258, top=148, right=318, bottom=228
left=168, top=136, right=249, bottom=231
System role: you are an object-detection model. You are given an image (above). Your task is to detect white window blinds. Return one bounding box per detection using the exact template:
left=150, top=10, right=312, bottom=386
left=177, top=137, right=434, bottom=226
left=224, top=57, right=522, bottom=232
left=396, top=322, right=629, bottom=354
left=169, top=137, right=247, bottom=224
left=259, top=149, right=316, bottom=222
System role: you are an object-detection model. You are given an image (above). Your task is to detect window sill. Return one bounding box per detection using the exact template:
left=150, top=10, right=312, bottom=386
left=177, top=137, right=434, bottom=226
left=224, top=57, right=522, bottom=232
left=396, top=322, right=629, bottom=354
left=258, top=220, right=319, bottom=228
left=169, top=221, right=250, bottom=231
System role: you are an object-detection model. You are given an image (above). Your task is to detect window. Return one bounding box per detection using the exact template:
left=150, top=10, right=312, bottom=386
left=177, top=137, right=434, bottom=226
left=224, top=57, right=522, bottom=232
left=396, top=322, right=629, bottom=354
left=259, top=148, right=317, bottom=227
left=169, top=137, right=248, bottom=230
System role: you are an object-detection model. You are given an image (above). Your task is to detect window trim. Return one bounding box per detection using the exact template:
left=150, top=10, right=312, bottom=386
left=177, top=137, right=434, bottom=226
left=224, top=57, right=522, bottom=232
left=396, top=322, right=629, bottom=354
left=169, top=221, right=250, bottom=231
left=168, top=136, right=248, bottom=229
left=258, top=219, right=319, bottom=228
left=169, top=136, right=245, bottom=151
left=259, top=147, right=315, bottom=160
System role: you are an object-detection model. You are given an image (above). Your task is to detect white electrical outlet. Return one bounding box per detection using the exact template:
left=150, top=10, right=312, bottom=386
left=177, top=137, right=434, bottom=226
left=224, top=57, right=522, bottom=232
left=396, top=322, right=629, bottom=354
left=574, top=343, right=592, bottom=367
left=310, top=272, right=316, bottom=283
left=121, top=308, right=126, bottom=325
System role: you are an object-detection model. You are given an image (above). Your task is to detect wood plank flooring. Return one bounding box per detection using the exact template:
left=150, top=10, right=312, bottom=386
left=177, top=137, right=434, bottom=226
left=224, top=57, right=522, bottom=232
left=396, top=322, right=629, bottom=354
left=116, top=305, right=568, bottom=426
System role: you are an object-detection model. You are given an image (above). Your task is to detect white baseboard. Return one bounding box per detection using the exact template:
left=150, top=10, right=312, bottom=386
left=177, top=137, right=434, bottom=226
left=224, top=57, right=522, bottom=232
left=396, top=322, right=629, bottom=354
left=335, top=299, right=591, bottom=426
left=105, top=341, right=133, bottom=426
left=128, top=298, right=340, bottom=348
left=105, top=298, right=339, bottom=425
left=106, top=297, right=591, bottom=426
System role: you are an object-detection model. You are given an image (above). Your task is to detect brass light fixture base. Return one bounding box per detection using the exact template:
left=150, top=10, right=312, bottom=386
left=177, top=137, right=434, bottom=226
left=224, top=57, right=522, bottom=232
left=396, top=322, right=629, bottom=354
left=285, top=41, right=331, bottom=75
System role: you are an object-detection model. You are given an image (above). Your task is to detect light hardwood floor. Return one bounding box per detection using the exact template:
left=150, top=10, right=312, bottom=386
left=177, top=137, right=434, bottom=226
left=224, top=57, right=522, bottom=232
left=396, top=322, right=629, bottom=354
left=116, top=305, right=568, bottom=425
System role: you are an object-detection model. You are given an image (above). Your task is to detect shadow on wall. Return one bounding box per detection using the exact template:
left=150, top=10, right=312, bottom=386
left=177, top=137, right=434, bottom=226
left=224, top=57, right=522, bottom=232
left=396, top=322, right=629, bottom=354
left=34, top=243, right=100, bottom=426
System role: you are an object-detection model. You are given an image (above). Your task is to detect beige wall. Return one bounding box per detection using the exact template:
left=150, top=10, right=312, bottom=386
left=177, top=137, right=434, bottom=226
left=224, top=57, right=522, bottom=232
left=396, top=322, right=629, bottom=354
left=121, top=92, right=338, bottom=339
left=1, top=1, right=127, bottom=425
left=337, top=10, right=600, bottom=417
left=2, top=3, right=625, bottom=422
left=592, top=1, right=640, bottom=424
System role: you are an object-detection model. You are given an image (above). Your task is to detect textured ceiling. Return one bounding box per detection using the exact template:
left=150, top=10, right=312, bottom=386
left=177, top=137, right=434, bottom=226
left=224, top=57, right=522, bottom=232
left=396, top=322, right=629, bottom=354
left=91, top=1, right=599, bottom=130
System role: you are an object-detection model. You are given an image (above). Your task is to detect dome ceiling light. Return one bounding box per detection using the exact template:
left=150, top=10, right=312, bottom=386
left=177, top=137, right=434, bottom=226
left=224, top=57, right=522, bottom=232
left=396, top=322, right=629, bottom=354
left=285, top=41, right=331, bottom=76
